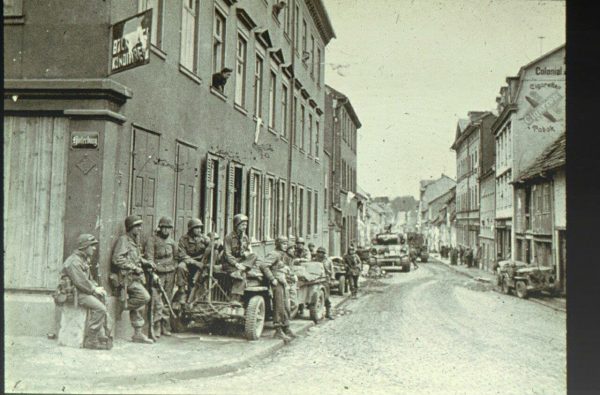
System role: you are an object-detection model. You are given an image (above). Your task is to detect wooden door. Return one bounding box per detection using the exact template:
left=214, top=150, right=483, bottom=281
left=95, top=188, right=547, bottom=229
left=174, top=142, right=198, bottom=240
left=131, top=128, right=160, bottom=237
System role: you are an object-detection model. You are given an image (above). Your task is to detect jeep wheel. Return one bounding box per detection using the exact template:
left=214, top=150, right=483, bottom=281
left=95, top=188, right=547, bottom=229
left=338, top=275, right=347, bottom=296
left=309, top=289, right=325, bottom=323
left=515, top=281, right=528, bottom=299
left=501, top=276, right=511, bottom=295
left=244, top=295, right=265, bottom=340
left=170, top=314, right=187, bottom=333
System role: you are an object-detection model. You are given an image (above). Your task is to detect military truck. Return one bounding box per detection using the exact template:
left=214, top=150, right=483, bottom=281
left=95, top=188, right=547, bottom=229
left=371, top=232, right=411, bottom=272
left=406, top=232, right=428, bottom=263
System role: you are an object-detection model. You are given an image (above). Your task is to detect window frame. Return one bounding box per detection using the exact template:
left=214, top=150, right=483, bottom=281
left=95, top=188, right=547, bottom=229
left=235, top=31, right=249, bottom=108
left=180, top=0, right=199, bottom=73
left=268, top=69, right=277, bottom=129
left=253, top=52, right=264, bottom=119
left=281, top=80, right=289, bottom=138
left=138, top=0, right=165, bottom=50
left=212, top=8, right=227, bottom=75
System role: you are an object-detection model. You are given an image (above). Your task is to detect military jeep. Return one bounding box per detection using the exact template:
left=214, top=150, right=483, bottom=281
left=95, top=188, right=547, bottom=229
left=171, top=264, right=273, bottom=341
left=289, top=260, right=329, bottom=322
left=496, top=260, right=558, bottom=299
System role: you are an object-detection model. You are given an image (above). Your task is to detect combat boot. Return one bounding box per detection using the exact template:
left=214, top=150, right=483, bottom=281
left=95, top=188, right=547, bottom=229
left=153, top=321, right=161, bottom=338
left=325, top=306, right=335, bottom=320
left=283, top=327, right=297, bottom=339
left=84, top=334, right=108, bottom=350
left=161, top=321, right=172, bottom=336
left=274, top=328, right=291, bottom=343
left=132, top=328, right=154, bottom=344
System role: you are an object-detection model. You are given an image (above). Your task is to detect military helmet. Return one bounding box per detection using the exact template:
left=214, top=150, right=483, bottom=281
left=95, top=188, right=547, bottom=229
left=308, top=242, right=316, bottom=249
left=316, top=246, right=327, bottom=254
left=275, top=236, right=288, bottom=247
left=233, top=213, right=249, bottom=228
left=158, top=216, right=174, bottom=228
left=295, top=237, right=305, bottom=245
left=188, top=218, right=203, bottom=231
left=125, top=215, right=143, bottom=231
left=77, top=234, right=98, bottom=250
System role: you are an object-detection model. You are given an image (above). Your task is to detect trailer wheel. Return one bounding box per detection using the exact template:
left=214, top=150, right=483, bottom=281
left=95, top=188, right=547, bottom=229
left=309, top=289, right=325, bottom=323
left=244, top=295, right=265, bottom=340
left=501, top=275, right=511, bottom=295
left=338, top=275, right=347, bottom=296
left=515, top=281, right=528, bottom=299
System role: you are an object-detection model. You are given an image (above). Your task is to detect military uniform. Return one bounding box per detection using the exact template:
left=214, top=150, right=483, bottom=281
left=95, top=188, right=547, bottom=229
left=314, top=251, right=335, bottom=319
left=222, top=230, right=257, bottom=297
left=62, top=249, right=108, bottom=344
left=176, top=232, right=210, bottom=295
left=145, top=231, right=177, bottom=333
left=294, top=246, right=312, bottom=260
left=112, top=234, right=151, bottom=332
left=260, top=249, right=291, bottom=330
left=343, top=251, right=362, bottom=297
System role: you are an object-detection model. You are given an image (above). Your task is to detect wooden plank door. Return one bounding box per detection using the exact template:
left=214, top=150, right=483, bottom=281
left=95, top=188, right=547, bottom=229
left=131, top=128, right=160, bottom=237
left=174, top=142, right=198, bottom=241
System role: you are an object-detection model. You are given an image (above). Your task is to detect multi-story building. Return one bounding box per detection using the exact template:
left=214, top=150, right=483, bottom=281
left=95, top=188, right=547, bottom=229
left=418, top=174, right=455, bottom=250
left=324, top=84, right=361, bottom=255
left=4, top=0, right=335, bottom=337
left=513, top=133, right=565, bottom=293
left=479, top=168, right=496, bottom=271
left=492, top=44, right=565, bottom=262
left=428, top=188, right=454, bottom=252
left=451, top=112, right=496, bottom=251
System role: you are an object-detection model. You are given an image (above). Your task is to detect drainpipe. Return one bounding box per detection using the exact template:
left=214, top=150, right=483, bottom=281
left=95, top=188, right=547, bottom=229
left=286, top=0, right=296, bottom=240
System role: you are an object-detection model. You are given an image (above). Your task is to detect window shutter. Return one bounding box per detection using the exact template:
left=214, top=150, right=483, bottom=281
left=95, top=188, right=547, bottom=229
left=226, top=162, right=236, bottom=234
left=204, top=156, right=214, bottom=232
left=247, top=169, right=257, bottom=239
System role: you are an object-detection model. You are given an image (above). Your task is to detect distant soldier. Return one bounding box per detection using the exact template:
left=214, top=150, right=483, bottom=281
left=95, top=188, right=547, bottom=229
left=450, top=247, right=458, bottom=266
left=313, top=247, right=335, bottom=320
left=112, top=215, right=154, bottom=344
left=61, top=234, right=110, bottom=350
left=367, top=247, right=381, bottom=277
left=260, top=237, right=297, bottom=342
left=175, top=218, right=210, bottom=304
left=307, top=242, right=316, bottom=258
left=465, top=247, right=474, bottom=268
left=222, top=214, right=257, bottom=305
left=343, top=245, right=362, bottom=299
left=144, top=216, right=177, bottom=337
left=294, top=237, right=312, bottom=260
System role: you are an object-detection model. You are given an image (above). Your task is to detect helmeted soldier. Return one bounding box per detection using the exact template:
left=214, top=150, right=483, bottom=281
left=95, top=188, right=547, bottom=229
left=222, top=214, right=257, bottom=305
left=175, top=218, right=210, bottom=303
left=260, top=236, right=296, bottom=342
left=61, top=234, right=111, bottom=350
left=144, top=216, right=177, bottom=337
left=314, top=246, right=335, bottom=320
left=343, top=245, right=362, bottom=299
left=111, top=215, right=154, bottom=344
left=294, top=237, right=312, bottom=260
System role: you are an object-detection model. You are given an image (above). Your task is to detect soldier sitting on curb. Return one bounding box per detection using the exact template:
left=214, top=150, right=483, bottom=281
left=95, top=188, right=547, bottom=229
left=111, top=215, right=154, bottom=344
left=57, top=234, right=111, bottom=350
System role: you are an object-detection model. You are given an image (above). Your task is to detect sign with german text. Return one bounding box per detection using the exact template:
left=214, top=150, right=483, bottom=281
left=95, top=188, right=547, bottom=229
left=71, top=132, right=99, bottom=149
left=110, top=10, right=152, bottom=74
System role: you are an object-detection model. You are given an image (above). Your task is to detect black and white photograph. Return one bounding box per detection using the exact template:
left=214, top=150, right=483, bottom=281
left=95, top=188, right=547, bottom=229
left=4, top=0, right=567, bottom=393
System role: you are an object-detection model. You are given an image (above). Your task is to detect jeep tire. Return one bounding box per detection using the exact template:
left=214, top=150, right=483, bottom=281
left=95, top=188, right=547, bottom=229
left=244, top=295, right=266, bottom=340
left=515, top=281, right=528, bottom=299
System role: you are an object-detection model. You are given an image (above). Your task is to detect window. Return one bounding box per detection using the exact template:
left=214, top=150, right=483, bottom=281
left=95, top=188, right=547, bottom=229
left=291, top=184, right=297, bottom=234
left=281, top=82, right=289, bottom=137
left=235, top=34, right=248, bottom=107
left=316, top=48, right=322, bottom=85
left=301, top=104, right=306, bottom=151
left=268, top=71, right=277, bottom=128
left=295, top=5, right=300, bottom=52
left=264, top=177, right=275, bottom=240
left=139, top=0, right=164, bottom=48
left=213, top=10, right=226, bottom=74
left=180, top=0, right=198, bottom=71
left=314, top=192, right=318, bottom=234
left=324, top=174, right=328, bottom=211
left=298, top=187, right=304, bottom=237
left=315, top=120, right=320, bottom=158
left=283, top=3, right=290, bottom=36
left=248, top=171, right=262, bottom=241
left=293, top=96, right=298, bottom=146
left=308, top=113, right=313, bottom=155
left=310, top=35, right=315, bottom=77
left=277, top=180, right=286, bottom=236
left=254, top=54, right=264, bottom=118
left=307, top=190, right=312, bottom=237
left=302, top=20, right=307, bottom=63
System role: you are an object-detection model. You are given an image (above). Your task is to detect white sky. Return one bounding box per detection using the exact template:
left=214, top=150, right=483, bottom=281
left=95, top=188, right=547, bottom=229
left=322, top=0, right=565, bottom=199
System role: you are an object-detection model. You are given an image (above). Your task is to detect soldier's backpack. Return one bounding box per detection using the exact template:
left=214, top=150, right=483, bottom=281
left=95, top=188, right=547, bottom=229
left=53, top=275, right=76, bottom=305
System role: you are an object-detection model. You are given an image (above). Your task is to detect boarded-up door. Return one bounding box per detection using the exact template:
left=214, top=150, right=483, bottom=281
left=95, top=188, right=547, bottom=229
left=4, top=116, right=68, bottom=289
left=174, top=142, right=198, bottom=240
left=131, top=128, right=160, bottom=236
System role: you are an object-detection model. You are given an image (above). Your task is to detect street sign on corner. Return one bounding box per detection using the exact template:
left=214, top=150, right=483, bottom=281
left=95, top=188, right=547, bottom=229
left=110, top=9, right=152, bottom=75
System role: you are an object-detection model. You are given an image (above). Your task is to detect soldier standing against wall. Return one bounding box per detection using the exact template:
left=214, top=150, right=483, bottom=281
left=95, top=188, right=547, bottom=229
left=344, top=245, right=363, bottom=299
left=260, top=237, right=297, bottom=342
left=175, top=218, right=210, bottom=304
left=144, top=217, right=177, bottom=337
left=111, top=215, right=154, bottom=344
left=314, top=247, right=335, bottom=320
left=222, top=214, right=257, bottom=305
left=61, top=234, right=110, bottom=350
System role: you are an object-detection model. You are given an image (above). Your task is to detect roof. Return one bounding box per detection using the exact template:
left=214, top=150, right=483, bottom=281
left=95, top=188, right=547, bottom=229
left=305, top=0, right=336, bottom=46
left=451, top=111, right=495, bottom=150
left=519, top=44, right=566, bottom=73
left=515, top=133, right=566, bottom=183
left=325, top=85, right=362, bottom=128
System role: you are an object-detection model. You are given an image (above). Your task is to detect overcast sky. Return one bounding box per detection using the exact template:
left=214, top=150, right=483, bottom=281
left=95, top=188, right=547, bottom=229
left=322, top=0, right=565, bottom=199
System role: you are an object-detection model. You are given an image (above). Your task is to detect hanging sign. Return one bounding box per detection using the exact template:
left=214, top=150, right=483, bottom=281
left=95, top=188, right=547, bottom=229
left=110, top=10, right=152, bottom=74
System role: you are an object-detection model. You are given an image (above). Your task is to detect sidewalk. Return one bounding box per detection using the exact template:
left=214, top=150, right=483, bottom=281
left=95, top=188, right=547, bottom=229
left=6, top=288, right=358, bottom=393
left=430, top=253, right=566, bottom=313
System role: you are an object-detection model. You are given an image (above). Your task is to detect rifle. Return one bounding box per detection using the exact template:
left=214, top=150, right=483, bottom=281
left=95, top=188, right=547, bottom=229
left=147, top=268, right=157, bottom=341
left=156, top=279, right=176, bottom=318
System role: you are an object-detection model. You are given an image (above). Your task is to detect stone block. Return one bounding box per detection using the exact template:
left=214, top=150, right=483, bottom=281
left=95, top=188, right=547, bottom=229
left=57, top=304, right=88, bottom=348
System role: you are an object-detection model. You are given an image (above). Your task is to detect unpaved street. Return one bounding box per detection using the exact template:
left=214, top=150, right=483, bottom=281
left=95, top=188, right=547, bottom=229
left=108, top=262, right=566, bottom=395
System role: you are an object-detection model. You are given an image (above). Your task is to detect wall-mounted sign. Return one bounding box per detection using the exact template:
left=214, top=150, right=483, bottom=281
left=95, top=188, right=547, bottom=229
left=71, top=132, right=99, bottom=149
left=110, top=10, right=152, bottom=75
